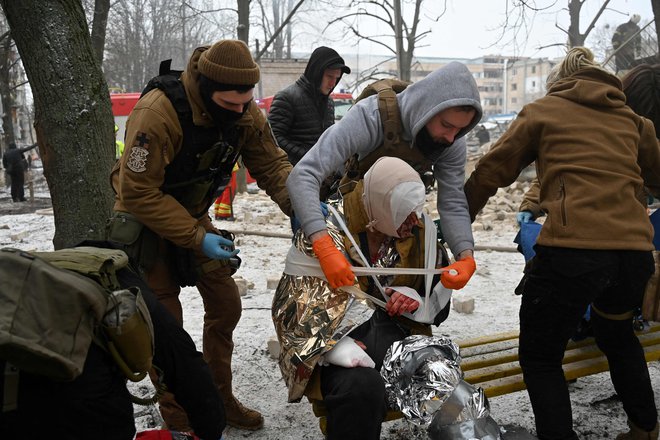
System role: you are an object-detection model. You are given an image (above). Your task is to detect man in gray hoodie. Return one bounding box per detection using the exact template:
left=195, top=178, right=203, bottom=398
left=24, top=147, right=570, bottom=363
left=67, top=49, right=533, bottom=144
left=287, top=62, right=482, bottom=295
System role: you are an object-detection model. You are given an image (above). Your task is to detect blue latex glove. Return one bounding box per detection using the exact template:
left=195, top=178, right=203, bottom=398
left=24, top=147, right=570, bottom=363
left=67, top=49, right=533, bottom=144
left=516, top=211, right=533, bottom=226
left=320, top=201, right=329, bottom=217
left=201, top=233, right=239, bottom=260
left=290, top=216, right=301, bottom=235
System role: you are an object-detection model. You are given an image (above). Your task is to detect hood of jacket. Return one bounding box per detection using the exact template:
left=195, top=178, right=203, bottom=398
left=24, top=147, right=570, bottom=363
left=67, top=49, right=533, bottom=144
left=398, top=61, right=482, bottom=142
left=547, top=67, right=626, bottom=109
left=303, top=46, right=348, bottom=95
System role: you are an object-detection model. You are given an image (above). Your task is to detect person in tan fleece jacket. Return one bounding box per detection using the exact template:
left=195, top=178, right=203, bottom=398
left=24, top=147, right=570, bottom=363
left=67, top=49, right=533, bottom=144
left=110, top=40, right=292, bottom=432
left=465, top=47, right=660, bottom=440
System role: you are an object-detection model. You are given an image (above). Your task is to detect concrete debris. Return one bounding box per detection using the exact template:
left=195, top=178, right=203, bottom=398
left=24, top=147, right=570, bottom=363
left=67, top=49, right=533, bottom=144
left=453, top=295, right=475, bottom=314
left=266, top=277, right=280, bottom=290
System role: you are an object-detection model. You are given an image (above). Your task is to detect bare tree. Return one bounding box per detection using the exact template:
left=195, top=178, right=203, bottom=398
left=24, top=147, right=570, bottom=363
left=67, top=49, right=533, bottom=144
left=0, top=15, right=16, bottom=151
left=0, top=0, right=115, bottom=249
left=254, top=0, right=296, bottom=58
left=493, top=0, right=612, bottom=54
left=237, top=0, right=250, bottom=42
left=253, top=0, right=306, bottom=60
left=563, top=0, right=610, bottom=47
left=326, top=0, right=446, bottom=81
left=90, top=0, right=111, bottom=64
left=652, top=0, right=660, bottom=54
left=103, top=0, right=228, bottom=92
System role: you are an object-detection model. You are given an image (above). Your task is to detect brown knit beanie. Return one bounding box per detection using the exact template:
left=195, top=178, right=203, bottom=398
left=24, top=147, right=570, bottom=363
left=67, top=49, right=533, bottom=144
left=198, top=40, right=260, bottom=85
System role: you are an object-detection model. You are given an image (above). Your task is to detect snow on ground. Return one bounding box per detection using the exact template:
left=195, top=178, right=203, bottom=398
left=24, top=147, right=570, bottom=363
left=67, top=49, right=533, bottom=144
left=1, top=173, right=659, bottom=439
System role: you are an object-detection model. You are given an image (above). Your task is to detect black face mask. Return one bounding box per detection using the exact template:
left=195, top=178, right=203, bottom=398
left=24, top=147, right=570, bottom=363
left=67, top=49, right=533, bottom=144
left=199, top=75, right=250, bottom=128
left=200, top=92, right=247, bottom=128
left=415, top=126, right=451, bottom=162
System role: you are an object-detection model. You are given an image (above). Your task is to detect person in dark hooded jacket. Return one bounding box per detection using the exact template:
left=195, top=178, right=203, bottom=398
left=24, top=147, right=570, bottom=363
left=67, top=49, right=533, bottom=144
left=268, top=46, right=350, bottom=167
left=2, top=142, right=36, bottom=202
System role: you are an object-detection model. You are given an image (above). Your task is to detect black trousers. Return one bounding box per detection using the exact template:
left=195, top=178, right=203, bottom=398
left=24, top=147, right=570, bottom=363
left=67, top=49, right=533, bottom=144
left=319, top=309, right=407, bottom=440
left=320, top=365, right=388, bottom=440
left=9, top=171, right=24, bottom=201
left=518, top=245, right=657, bottom=440
left=0, top=344, right=135, bottom=440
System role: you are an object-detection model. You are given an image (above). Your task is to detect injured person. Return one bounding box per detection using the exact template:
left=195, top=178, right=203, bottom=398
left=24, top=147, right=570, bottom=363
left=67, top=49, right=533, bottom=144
left=272, top=156, right=456, bottom=440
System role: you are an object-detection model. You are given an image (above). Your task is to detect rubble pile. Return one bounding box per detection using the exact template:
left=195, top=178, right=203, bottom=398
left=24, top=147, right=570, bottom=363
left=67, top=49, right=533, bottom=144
left=462, top=138, right=538, bottom=232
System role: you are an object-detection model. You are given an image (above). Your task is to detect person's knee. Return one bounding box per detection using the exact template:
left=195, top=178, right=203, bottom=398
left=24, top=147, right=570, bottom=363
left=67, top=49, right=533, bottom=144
left=198, top=274, right=242, bottom=329
left=591, top=312, right=638, bottom=354
left=336, top=368, right=386, bottom=406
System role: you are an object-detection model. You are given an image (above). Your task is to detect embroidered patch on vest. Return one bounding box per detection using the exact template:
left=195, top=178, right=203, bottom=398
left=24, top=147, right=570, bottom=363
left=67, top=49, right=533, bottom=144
left=127, top=147, right=149, bottom=173
left=134, top=132, right=151, bottom=149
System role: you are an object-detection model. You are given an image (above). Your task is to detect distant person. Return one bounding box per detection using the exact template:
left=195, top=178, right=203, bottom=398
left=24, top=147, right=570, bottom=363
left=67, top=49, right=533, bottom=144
left=268, top=46, right=350, bottom=166
left=465, top=47, right=660, bottom=440
left=475, top=124, right=490, bottom=146
left=213, top=163, right=238, bottom=221
left=612, top=14, right=642, bottom=73
left=268, top=47, right=350, bottom=202
left=2, top=142, right=36, bottom=202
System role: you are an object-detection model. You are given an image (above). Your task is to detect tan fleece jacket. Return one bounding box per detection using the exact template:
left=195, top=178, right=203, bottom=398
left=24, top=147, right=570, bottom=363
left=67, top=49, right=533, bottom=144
left=465, top=68, right=660, bottom=251
left=111, top=46, right=291, bottom=250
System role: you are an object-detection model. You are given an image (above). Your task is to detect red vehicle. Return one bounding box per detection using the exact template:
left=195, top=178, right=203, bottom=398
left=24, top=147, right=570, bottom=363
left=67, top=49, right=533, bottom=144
left=110, top=91, right=257, bottom=185
left=256, top=92, right=354, bottom=120
left=110, top=93, right=141, bottom=143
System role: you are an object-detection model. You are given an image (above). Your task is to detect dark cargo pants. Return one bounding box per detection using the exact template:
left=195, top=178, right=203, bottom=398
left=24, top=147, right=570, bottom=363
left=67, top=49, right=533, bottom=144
left=518, top=245, right=657, bottom=440
left=144, top=229, right=240, bottom=431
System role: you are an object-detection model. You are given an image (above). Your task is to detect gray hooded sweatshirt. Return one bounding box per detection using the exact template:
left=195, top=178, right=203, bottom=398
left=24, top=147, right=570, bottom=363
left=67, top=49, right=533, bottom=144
left=287, top=62, right=482, bottom=257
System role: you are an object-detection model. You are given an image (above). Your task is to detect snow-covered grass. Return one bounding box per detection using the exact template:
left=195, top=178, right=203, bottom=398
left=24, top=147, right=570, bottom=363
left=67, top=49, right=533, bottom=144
left=1, top=179, right=658, bottom=439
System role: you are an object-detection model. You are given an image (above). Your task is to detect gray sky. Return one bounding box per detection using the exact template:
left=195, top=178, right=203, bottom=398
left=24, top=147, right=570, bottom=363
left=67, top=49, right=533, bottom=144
left=314, top=0, right=652, bottom=60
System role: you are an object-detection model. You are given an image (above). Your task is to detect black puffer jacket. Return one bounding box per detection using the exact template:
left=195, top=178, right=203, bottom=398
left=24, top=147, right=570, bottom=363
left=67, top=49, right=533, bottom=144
left=269, top=47, right=348, bottom=165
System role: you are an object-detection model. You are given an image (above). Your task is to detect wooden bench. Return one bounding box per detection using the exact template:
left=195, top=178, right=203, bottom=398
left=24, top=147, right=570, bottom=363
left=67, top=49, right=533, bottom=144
left=457, top=323, right=660, bottom=398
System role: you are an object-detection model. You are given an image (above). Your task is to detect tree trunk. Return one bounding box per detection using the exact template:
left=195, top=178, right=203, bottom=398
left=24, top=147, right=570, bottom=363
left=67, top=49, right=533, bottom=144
left=652, top=0, right=660, bottom=56
left=567, top=0, right=584, bottom=47
left=237, top=0, right=250, bottom=43
left=90, top=0, right=110, bottom=65
left=393, top=0, right=404, bottom=79
left=0, top=33, right=15, bottom=149
left=1, top=0, right=115, bottom=250
left=236, top=0, right=250, bottom=192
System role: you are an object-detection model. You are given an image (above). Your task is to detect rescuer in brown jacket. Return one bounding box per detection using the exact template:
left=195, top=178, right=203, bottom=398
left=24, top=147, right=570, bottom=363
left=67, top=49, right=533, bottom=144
left=110, top=40, right=292, bottom=432
left=465, top=47, right=660, bottom=440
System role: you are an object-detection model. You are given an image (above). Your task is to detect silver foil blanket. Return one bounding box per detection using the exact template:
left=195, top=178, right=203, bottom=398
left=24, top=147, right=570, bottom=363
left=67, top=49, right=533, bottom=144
left=381, top=335, right=501, bottom=439
left=271, top=225, right=375, bottom=402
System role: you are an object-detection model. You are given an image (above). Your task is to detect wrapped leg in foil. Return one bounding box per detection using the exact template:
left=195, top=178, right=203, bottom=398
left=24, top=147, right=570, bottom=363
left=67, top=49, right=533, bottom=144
left=381, top=335, right=501, bottom=439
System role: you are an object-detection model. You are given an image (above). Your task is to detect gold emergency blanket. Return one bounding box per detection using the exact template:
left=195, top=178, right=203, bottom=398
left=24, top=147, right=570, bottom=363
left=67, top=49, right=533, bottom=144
left=271, top=224, right=376, bottom=402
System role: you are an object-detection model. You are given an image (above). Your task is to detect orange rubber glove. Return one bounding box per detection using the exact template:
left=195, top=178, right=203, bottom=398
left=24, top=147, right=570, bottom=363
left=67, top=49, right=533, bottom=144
left=441, top=256, right=476, bottom=290
left=312, top=234, right=355, bottom=289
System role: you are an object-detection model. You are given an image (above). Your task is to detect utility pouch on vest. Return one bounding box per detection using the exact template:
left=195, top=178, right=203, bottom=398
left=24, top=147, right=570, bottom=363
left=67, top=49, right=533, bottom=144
left=165, top=141, right=234, bottom=211
left=106, top=212, right=159, bottom=270
left=102, top=287, right=154, bottom=382
left=338, top=156, right=361, bottom=196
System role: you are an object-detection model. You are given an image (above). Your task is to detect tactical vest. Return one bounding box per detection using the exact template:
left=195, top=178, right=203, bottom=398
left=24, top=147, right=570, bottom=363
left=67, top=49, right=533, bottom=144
left=339, top=78, right=434, bottom=195
left=141, top=60, right=242, bottom=218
